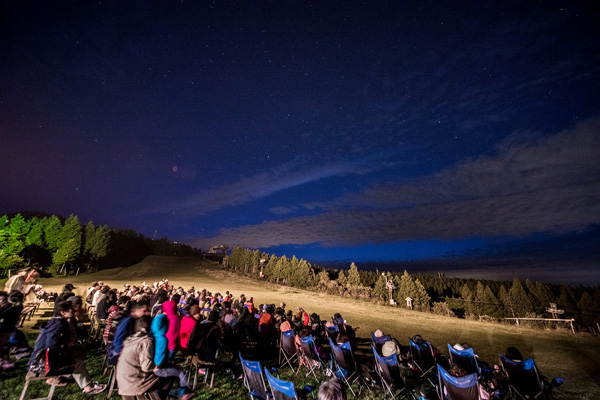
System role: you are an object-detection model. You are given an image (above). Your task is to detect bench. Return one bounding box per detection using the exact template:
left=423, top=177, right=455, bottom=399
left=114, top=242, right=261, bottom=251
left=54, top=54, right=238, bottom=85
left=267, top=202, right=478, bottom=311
left=19, top=302, right=41, bottom=328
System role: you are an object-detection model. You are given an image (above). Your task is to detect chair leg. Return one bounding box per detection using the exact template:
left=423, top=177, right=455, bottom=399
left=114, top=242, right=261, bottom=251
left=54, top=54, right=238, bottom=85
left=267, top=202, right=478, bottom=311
left=47, top=378, right=58, bottom=400
left=19, top=380, right=30, bottom=400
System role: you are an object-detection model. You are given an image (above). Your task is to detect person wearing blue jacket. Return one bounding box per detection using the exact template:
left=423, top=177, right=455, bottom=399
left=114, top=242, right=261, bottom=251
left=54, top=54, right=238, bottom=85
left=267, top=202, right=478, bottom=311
left=151, top=314, right=192, bottom=399
left=109, top=300, right=150, bottom=365
left=28, top=301, right=106, bottom=395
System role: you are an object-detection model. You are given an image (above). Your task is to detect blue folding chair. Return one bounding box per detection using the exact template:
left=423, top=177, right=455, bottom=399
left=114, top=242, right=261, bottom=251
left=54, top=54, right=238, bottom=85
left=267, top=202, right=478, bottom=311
left=325, top=324, right=339, bottom=342
left=265, top=368, right=315, bottom=400
left=298, top=334, right=329, bottom=380
left=329, top=338, right=363, bottom=397
left=409, top=338, right=435, bottom=376
left=447, top=345, right=481, bottom=376
left=240, top=353, right=272, bottom=400
left=372, top=345, right=412, bottom=400
left=499, top=355, right=560, bottom=400
left=279, top=329, right=299, bottom=373
left=437, top=364, right=482, bottom=400
left=371, top=332, right=392, bottom=355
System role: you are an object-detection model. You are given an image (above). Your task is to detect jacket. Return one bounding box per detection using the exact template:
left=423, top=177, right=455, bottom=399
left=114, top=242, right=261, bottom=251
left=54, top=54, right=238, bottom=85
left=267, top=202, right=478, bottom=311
left=151, top=314, right=169, bottom=367
left=162, top=300, right=180, bottom=351
left=27, top=317, right=72, bottom=370
left=116, top=332, right=160, bottom=396
left=180, top=315, right=197, bottom=351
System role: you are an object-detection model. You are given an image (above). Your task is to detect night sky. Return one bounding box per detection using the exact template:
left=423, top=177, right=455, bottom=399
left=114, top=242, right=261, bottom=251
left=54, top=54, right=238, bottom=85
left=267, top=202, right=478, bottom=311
left=1, top=1, right=599, bottom=284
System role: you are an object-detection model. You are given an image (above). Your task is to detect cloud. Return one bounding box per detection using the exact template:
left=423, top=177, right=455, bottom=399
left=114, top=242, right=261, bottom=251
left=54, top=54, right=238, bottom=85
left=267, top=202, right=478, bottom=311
left=148, top=156, right=379, bottom=216
left=191, top=118, right=600, bottom=249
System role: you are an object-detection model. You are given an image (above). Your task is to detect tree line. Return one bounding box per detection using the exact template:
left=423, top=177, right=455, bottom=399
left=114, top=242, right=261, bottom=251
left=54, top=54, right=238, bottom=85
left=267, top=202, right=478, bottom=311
left=0, top=212, right=200, bottom=277
left=226, top=246, right=600, bottom=334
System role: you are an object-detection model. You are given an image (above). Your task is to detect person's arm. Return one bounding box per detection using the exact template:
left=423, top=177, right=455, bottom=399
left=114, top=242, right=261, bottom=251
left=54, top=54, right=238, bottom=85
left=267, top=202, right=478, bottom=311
left=139, top=339, right=156, bottom=373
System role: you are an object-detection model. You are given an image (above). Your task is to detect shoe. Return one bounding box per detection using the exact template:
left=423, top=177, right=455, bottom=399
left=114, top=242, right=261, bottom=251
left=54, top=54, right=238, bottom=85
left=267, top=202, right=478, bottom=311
left=198, top=368, right=206, bottom=375
left=84, top=382, right=107, bottom=395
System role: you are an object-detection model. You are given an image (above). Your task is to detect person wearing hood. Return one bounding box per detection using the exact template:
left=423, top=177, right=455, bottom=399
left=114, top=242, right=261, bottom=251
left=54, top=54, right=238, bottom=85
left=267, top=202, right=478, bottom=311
left=162, top=300, right=181, bottom=361
left=151, top=314, right=192, bottom=398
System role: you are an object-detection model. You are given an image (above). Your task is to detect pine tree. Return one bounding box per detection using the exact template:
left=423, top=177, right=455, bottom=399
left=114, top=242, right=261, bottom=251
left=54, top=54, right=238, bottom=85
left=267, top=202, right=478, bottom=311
left=509, top=278, right=535, bottom=316
left=461, top=284, right=474, bottom=315
left=347, top=262, right=361, bottom=286
left=43, top=215, right=63, bottom=251
left=26, top=217, right=45, bottom=247
left=398, top=271, right=418, bottom=308
left=8, top=214, right=30, bottom=236
left=54, top=215, right=82, bottom=274
left=413, top=279, right=431, bottom=311
left=373, top=273, right=388, bottom=300
left=337, top=270, right=347, bottom=287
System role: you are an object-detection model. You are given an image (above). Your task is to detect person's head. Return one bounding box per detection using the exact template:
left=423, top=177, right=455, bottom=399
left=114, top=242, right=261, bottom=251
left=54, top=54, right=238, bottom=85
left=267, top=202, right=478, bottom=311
left=156, top=292, right=168, bottom=304
left=506, top=346, right=523, bottom=361
left=266, top=306, right=274, bottom=315
left=374, top=329, right=384, bottom=338
left=337, top=332, right=350, bottom=344
left=135, top=315, right=152, bottom=334
left=63, top=283, right=75, bottom=293
left=67, top=295, right=83, bottom=311
left=449, top=365, right=468, bottom=378
left=189, top=305, right=201, bottom=320
left=318, top=378, right=347, bottom=400
left=54, top=301, right=74, bottom=319
left=171, top=293, right=181, bottom=305
left=130, top=300, right=151, bottom=318
left=207, top=310, right=219, bottom=323
left=100, top=286, right=110, bottom=294
left=107, top=292, right=118, bottom=306
left=118, top=295, right=131, bottom=307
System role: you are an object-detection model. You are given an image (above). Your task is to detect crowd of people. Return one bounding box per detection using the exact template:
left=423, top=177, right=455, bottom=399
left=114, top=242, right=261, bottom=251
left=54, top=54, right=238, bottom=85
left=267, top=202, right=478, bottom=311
left=1, top=274, right=563, bottom=399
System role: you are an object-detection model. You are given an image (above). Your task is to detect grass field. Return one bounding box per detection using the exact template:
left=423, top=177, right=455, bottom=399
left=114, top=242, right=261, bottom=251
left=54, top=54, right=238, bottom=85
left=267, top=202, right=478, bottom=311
left=4, top=256, right=600, bottom=399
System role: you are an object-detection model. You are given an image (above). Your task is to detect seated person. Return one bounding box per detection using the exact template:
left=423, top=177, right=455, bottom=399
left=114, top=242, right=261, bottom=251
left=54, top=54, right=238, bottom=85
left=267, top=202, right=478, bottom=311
left=28, top=301, right=106, bottom=395
left=151, top=314, right=192, bottom=398
left=117, top=316, right=175, bottom=399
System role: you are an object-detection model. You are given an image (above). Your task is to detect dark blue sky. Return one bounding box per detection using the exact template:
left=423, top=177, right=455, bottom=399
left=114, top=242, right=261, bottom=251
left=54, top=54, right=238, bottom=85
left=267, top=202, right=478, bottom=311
left=1, top=1, right=599, bottom=283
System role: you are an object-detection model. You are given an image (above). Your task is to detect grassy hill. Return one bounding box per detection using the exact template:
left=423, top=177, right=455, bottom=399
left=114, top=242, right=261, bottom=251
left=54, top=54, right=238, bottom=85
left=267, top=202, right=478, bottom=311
left=8, top=256, right=600, bottom=399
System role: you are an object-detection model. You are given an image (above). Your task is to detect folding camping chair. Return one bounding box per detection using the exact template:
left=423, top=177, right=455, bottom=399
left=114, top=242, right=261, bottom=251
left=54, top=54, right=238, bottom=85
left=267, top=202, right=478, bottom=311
left=447, top=345, right=481, bottom=376
left=437, top=364, right=482, bottom=400
left=409, top=338, right=436, bottom=376
left=371, top=345, right=414, bottom=400
left=499, top=355, right=560, bottom=400
left=371, top=332, right=392, bottom=355
left=329, top=338, right=364, bottom=397
left=297, top=334, right=328, bottom=381
left=240, top=353, right=272, bottom=400
left=265, top=368, right=313, bottom=400
left=279, top=329, right=299, bottom=373
left=325, top=324, right=339, bottom=343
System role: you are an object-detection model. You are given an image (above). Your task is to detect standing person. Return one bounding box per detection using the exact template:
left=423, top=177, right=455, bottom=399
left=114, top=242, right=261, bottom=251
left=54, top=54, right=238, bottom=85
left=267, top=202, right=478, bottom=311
left=27, top=301, right=106, bottom=395
left=4, top=270, right=28, bottom=293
